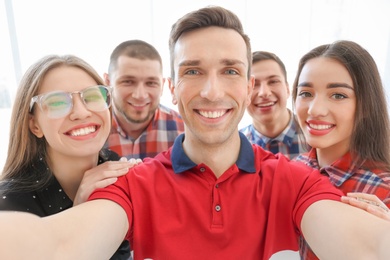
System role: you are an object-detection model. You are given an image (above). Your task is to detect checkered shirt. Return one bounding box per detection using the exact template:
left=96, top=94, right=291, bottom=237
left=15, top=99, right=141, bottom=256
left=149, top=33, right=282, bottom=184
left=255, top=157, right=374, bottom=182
left=294, top=149, right=390, bottom=260
left=105, top=104, right=184, bottom=160
left=239, top=114, right=308, bottom=159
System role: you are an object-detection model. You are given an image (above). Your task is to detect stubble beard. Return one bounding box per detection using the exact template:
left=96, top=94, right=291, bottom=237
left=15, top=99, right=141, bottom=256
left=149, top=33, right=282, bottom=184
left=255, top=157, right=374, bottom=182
left=115, top=101, right=157, bottom=124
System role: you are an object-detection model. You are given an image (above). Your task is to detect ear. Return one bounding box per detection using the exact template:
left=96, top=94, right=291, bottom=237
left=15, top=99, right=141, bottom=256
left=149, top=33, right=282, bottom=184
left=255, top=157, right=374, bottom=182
left=167, top=77, right=177, bottom=105
left=103, top=73, right=110, bottom=86
left=29, top=115, right=44, bottom=138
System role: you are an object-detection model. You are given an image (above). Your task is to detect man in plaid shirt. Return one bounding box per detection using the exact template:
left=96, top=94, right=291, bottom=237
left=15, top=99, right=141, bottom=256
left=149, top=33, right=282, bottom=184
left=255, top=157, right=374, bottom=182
left=240, top=51, right=307, bottom=159
left=104, top=40, right=184, bottom=159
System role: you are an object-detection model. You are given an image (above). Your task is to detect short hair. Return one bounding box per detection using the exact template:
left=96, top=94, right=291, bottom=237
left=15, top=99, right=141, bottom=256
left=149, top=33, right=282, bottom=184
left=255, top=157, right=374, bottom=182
left=168, top=5, right=252, bottom=81
left=292, top=40, right=390, bottom=170
left=252, top=51, right=288, bottom=83
left=108, top=39, right=162, bottom=74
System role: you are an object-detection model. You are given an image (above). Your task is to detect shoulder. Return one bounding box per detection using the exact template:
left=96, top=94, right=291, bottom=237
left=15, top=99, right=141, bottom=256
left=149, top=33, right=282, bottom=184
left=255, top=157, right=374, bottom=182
left=158, top=105, right=181, bottom=118
left=99, top=149, right=121, bottom=162
left=253, top=146, right=316, bottom=178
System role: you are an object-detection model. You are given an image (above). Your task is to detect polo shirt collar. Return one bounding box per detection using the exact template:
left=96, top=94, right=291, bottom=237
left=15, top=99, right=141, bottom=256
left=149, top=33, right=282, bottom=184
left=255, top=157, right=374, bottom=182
left=171, top=132, right=255, bottom=174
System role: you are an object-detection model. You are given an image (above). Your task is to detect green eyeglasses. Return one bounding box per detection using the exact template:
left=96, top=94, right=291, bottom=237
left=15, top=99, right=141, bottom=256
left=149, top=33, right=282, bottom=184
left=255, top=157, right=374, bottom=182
left=29, top=85, right=112, bottom=119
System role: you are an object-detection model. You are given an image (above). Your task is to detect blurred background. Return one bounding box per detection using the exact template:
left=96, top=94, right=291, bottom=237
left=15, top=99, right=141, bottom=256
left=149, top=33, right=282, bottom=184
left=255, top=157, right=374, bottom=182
left=1, top=0, right=389, bottom=172
left=1, top=1, right=389, bottom=258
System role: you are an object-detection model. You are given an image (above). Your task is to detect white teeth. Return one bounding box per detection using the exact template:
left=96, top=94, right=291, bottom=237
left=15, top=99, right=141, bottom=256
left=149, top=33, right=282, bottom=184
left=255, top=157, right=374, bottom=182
left=257, top=102, right=274, bottom=107
left=69, top=126, right=96, bottom=136
left=309, top=124, right=332, bottom=130
left=198, top=110, right=226, bottom=118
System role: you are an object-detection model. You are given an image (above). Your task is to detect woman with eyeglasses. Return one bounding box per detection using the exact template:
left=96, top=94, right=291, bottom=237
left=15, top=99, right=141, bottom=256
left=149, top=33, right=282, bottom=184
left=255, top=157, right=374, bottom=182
left=0, top=54, right=140, bottom=259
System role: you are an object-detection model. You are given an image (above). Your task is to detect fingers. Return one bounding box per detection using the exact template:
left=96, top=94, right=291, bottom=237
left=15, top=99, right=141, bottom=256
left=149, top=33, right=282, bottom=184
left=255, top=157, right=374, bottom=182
left=341, top=194, right=390, bottom=222
left=74, top=158, right=143, bottom=206
left=366, top=205, right=390, bottom=221
left=345, top=192, right=388, bottom=211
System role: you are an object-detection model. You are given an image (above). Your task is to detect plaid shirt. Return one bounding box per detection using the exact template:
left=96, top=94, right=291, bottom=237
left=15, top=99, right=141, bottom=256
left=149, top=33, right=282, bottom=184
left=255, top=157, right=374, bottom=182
left=294, top=149, right=390, bottom=260
left=104, top=104, right=184, bottom=160
left=239, top=114, right=308, bottom=159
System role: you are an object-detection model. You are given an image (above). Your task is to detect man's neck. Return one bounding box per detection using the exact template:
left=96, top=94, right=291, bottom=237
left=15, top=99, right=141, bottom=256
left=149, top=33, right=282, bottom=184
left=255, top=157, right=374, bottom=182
left=116, top=114, right=152, bottom=140
left=253, top=109, right=291, bottom=138
left=182, top=132, right=241, bottom=178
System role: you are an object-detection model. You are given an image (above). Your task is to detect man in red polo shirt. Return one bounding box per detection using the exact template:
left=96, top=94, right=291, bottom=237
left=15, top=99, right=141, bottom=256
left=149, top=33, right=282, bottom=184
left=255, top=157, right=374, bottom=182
left=0, top=6, right=390, bottom=260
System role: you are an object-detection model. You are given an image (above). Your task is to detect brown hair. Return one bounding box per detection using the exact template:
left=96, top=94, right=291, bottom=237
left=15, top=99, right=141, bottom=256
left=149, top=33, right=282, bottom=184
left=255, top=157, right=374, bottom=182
left=108, top=39, right=162, bottom=74
left=252, top=51, right=288, bottom=83
left=168, top=5, right=252, bottom=81
left=292, top=40, right=390, bottom=170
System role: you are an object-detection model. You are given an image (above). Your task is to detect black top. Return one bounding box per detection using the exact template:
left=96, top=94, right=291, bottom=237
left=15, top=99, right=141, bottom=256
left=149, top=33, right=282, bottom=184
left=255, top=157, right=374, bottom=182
left=0, top=149, right=131, bottom=260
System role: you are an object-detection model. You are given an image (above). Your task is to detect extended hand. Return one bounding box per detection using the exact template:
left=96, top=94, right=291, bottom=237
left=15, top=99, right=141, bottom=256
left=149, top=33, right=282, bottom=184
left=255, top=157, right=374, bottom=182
left=73, top=158, right=142, bottom=206
left=341, top=192, right=390, bottom=221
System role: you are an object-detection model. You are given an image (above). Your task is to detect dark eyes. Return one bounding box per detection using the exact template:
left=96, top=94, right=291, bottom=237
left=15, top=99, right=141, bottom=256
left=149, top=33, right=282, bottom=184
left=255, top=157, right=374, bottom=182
left=298, top=91, right=312, bottom=98
left=297, top=91, right=348, bottom=99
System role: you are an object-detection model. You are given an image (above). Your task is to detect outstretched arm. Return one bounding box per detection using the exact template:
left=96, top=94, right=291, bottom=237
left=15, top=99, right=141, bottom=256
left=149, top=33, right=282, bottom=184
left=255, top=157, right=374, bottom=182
left=0, top=199, right=128, bottom=259
left=301, top=200, right=390, bottom=259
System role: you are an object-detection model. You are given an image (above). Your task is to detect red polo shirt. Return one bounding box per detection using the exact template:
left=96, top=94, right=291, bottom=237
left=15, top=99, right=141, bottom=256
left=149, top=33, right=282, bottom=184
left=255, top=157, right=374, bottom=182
left=90, top=133, right=342, bottom=260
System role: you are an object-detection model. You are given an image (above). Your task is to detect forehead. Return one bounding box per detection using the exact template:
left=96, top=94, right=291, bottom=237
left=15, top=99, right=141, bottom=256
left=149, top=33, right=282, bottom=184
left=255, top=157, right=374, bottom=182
left=252, top=60, right=284, bottom=77
left=115, top=56, right=162, bottom=75
left=173, top=26, right=248, bottom=68
left=299, top=57, right=353, bottom=86
left=39, top=66, right=97, bottom=94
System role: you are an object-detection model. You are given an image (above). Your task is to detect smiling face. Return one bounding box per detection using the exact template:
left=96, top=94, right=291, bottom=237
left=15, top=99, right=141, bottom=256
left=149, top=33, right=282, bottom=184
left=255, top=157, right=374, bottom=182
left=247, top=59, right=290, bottom=129
left=295, top=57, right=356, bottom=158
left=110, top=56, right=164, bottom=125
left=29, top=65, right=111, bottom=160
left=170, top=26, right=253, bottom=146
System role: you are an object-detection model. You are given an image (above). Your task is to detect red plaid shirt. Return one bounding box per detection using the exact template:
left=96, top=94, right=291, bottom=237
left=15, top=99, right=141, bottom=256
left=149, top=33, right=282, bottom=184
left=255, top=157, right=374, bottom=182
left=294, top=149, right=390, bottom=260
left=105, top=105, right=184, bottom=159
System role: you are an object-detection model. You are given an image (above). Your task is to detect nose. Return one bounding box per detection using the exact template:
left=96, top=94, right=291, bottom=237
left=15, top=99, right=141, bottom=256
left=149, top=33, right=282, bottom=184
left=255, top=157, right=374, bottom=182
left=307, top=96, right=328, bottom=117
left=257, top=83, right=271, bottom=98
left=69, top=94, right=92, bottom=120
left=200, top=74, right=224, bottom=101
left=132, top=84, right=148, bottom=99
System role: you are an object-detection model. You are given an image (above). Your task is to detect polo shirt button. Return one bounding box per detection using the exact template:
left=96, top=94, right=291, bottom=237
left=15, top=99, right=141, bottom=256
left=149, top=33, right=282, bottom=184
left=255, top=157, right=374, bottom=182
left=215, top=184, right=219, bottom=188
left=215, top=205, right=221, bottom=211
left=200, top=167, right=206, bottom=172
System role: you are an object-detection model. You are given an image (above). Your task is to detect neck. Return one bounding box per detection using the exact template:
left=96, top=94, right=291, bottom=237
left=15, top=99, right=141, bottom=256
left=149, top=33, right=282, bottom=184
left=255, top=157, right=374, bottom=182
left=182, top=132, right=241, bottom=178
left=46, top=152, right=98, bottom=201
left=316, top=146, right=349, bottom=168
left=115, top=112, right=152, bottom=140
left=253, top=109, right=291, bottom=138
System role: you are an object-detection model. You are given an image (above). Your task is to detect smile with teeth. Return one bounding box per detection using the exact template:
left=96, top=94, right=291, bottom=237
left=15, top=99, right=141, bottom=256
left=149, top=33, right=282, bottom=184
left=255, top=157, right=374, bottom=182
left=198, top=110, right=227, bottom=118
left=69, top=126, right=97, bottom=136
left=256, top=101, right=275, bottom=107
left=308, top=123, right=333, bottom=130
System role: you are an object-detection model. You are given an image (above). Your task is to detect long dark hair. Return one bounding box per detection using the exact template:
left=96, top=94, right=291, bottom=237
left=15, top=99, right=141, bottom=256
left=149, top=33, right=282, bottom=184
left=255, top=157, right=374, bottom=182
left=292, top=40, right=390, bottom=171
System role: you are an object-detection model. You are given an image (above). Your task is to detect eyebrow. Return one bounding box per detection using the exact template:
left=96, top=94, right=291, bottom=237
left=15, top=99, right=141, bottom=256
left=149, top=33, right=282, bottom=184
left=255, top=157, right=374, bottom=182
left=298, top=82, right=354, bottom=90
left=178, top=58, right=246, bottom=67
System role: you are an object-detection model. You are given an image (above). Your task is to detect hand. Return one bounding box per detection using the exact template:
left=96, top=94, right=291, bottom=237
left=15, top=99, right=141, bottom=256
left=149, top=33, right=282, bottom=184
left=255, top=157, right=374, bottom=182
left=73, top=157, right=142, bottom=206
left=341, top=192, right=390, bottom=221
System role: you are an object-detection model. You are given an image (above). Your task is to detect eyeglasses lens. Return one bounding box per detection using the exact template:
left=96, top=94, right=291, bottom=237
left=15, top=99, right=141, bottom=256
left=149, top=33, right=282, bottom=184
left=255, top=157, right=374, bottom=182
left=40, top=86, right=110, bottom=118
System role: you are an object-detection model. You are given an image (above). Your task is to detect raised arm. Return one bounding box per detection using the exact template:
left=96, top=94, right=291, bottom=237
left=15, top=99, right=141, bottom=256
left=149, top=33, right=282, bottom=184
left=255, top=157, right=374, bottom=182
left=301, top=199, right=390, bottom=259
left=0, top=199, right=128, bottom=259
